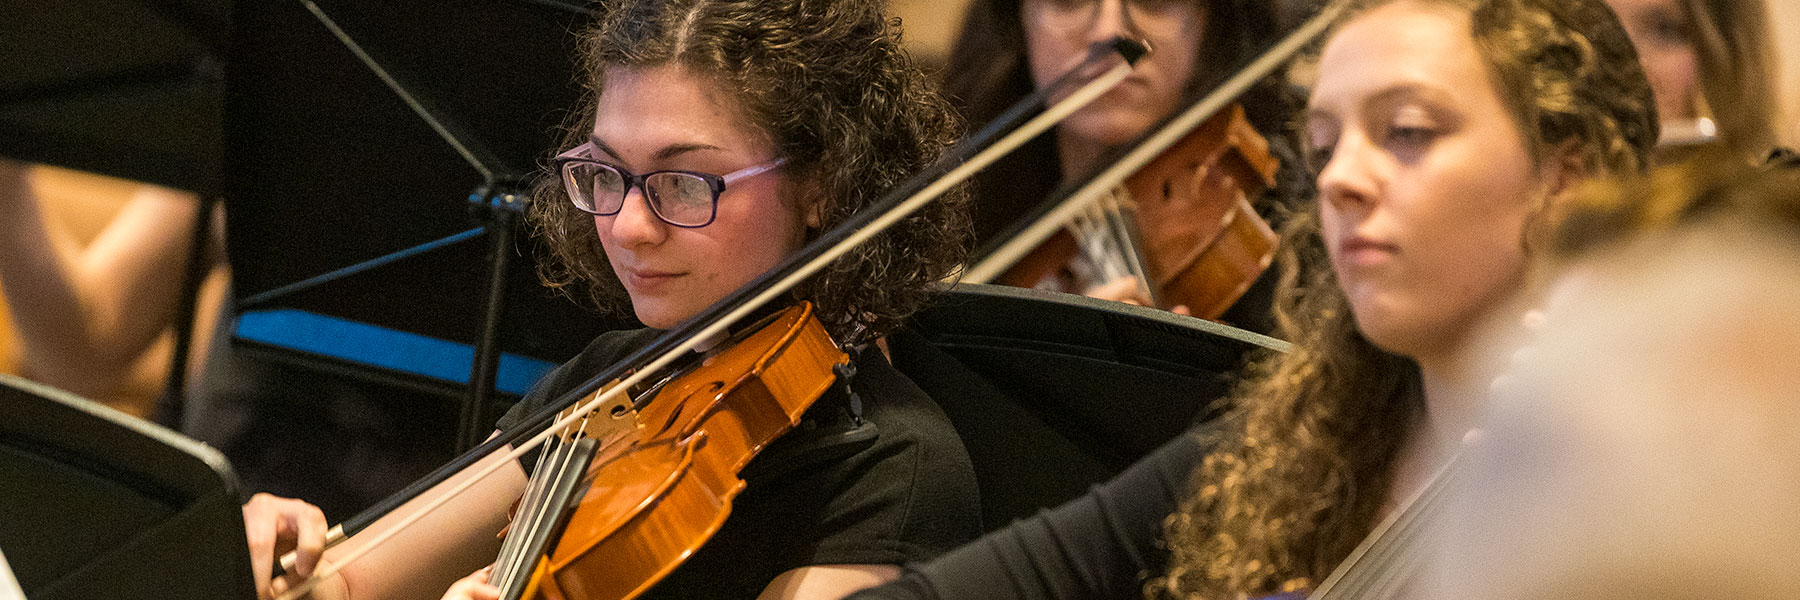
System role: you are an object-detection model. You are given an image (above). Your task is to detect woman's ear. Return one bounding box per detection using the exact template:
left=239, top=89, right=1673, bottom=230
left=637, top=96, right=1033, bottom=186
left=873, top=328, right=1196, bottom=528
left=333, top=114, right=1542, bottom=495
left=1525, top=144, right=1592, bottom=255
left=801, top=181, right=826, bottom=229
left=1544, top=143, right=1590, bottom=199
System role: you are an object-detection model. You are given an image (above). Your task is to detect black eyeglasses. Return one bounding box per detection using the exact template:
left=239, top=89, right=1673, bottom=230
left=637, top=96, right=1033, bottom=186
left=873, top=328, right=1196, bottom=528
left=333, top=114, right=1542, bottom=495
left=553, top=142, right=787, bottom=228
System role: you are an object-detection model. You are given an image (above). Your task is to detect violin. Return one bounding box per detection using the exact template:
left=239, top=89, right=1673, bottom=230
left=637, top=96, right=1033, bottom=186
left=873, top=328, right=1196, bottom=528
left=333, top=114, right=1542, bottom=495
left=959, top=13, right=1335, bottom=325
left=984, top=103, right=1280, bottom=319
left=490, top=303, right=845, bottom=600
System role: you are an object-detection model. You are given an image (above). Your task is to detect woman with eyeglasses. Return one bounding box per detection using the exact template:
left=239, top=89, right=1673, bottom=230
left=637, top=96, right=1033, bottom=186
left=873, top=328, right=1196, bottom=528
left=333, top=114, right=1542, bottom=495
left=946, top=0, right=1304, bottom=329
left=1599, top=0, right=1780, bottom=159
left=239, top=0, right=981, bottom=599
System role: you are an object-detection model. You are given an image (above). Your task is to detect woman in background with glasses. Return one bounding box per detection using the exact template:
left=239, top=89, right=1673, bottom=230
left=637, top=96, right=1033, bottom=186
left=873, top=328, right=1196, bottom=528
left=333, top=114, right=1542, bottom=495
left=240, top=0, right=982, bottom=598
left=945, top=0, right=1304, bottom=329
left=1601, top=0, right=1781, bottom=158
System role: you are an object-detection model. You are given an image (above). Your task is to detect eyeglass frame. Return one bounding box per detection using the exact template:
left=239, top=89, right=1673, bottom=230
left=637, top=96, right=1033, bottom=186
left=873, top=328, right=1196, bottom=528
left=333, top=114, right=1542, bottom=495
left=1020, top=0, right=1199, bottom=40
left=552, top=142, right=788, bottom=229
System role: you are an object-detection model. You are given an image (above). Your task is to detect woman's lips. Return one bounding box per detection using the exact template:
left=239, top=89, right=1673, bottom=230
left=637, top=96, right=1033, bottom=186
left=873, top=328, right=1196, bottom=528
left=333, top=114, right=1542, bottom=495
left=623, top=268, right=684, bottom=291
left=1337, top=235, right=1399, bottom=267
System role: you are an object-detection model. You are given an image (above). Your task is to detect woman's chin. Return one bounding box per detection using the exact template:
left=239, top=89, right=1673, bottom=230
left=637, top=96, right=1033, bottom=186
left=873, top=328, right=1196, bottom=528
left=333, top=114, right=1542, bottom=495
left=631, top=305, right=686, bottom=330
left=1060, top=112, right=1157, bottom=149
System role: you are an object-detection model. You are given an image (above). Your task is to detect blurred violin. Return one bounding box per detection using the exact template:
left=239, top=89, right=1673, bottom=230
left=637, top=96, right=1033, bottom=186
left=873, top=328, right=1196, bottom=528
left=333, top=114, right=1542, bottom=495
left=978, top=103, right=1279, bottom=319
left=960, top=8, right=1348, bottom=323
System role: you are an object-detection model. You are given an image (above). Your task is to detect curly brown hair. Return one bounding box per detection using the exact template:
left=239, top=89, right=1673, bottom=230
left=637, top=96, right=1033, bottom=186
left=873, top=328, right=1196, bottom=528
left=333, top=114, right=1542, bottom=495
left=530, top=0, right=971, bottom=345
left=1150, top=0, right=1657, bottom=598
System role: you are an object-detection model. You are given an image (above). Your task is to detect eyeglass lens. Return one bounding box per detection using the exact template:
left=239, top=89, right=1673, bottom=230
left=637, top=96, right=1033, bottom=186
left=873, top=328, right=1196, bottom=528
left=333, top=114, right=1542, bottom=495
left=1025, top=0, right=1195, bottom=39
left=564, top=162, right=717, bottom=226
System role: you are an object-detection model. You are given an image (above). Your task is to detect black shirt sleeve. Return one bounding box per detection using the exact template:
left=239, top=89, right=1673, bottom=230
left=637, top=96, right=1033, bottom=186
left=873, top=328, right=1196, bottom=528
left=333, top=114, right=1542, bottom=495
left=847, top=429, right=1210, bottom=600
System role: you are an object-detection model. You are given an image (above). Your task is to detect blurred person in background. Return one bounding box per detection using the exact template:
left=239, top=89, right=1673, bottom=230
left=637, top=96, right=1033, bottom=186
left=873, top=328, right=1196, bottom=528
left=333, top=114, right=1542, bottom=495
left=1439, top=150, right=1800, bottom=600
left=0, top=157, right=224, bottom=417
left=1602, top=0, right=1782, bottom=157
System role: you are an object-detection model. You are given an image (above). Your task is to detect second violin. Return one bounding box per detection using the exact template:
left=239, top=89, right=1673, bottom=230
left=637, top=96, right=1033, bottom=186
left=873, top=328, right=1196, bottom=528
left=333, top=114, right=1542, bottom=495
left=984, top=104, right=1280, bottom=319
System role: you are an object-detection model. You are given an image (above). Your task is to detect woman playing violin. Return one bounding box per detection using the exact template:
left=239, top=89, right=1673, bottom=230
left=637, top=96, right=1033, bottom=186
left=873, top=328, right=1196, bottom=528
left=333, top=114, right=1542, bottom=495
left=946, top=0, right=1304, bottom=327
left=243, top=0, right=981, bottom=598
left=848, top=0, right=1658, bottom=597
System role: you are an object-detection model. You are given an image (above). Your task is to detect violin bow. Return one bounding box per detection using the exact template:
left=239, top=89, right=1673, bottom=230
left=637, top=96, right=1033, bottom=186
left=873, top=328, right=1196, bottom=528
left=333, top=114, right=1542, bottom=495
left=271, top=37, right=1148, bottom=600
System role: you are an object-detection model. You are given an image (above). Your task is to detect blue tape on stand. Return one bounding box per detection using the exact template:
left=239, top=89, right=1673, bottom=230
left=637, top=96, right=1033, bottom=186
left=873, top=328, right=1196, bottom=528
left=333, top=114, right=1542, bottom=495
left=234, top=309, right=557, bottom=396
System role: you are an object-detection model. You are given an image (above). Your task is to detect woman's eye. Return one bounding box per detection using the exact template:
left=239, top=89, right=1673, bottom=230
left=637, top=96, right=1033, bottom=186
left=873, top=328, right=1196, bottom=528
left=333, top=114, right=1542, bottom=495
left=1642, top=10, right=1693, bottom=47
left=1391, top=126, right=1434, bottom=143
left=1651, top=19, right=1690, bottom=47
left=1304, top=145, right=1335, bottom=175
left=1130, top=0, right=1185, bottom=15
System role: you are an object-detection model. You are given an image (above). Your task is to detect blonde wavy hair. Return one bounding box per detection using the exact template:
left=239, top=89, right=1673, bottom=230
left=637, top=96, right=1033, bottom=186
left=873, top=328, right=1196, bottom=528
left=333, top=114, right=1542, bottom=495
left=1149, top=0, right=1657, bottom=597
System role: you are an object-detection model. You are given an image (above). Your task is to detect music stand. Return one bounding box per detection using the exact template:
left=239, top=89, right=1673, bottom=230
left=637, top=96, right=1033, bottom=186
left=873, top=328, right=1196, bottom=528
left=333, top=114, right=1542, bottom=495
left=893, top=284, right=1287, bottom=528
left=222, top=0, right=626, bottom=449
left=0, top=0, right=228, bottom=193
left=0, top=374, right=254, bottom=600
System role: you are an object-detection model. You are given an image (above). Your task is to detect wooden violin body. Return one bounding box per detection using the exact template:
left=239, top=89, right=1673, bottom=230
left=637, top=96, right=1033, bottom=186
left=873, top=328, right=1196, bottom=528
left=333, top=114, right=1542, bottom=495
left=993, top=104, right=1281, bottom=320
left=505, top=303, right=847, bottom=600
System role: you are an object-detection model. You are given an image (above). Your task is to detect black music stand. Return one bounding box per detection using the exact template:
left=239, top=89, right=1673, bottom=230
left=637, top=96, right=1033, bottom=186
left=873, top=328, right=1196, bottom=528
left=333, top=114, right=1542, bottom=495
left=894, top=284, right=1287, bottom=528
left=0, top=0, right=228, bottom=193
left=0, top=374, right=254, bottom=600
left=222, top=0, right=624, bottom=450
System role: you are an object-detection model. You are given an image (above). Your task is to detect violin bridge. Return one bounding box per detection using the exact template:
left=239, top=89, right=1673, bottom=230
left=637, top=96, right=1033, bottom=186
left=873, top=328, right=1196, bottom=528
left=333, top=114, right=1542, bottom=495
left=569, top=383, right=643, bottom=467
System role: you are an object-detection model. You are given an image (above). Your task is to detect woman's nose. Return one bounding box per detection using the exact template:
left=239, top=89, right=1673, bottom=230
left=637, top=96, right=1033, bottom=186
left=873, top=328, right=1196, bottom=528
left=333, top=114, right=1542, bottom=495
left=604, top=186, right=667, bottom=247
left=1317, top=135, right=1382, bottom=213
left=1086, top=0, right=1135, bottom=43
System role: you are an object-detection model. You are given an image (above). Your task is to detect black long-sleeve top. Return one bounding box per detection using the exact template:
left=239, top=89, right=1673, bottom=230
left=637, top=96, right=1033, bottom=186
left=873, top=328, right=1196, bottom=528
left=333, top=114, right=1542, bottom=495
left=847, top=430, right=1211, bottom=600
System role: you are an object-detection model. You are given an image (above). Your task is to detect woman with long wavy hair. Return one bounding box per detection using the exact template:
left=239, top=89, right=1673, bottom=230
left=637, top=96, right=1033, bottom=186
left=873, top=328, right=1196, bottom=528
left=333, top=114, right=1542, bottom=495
left=850, top=0, right=1658, bottom=598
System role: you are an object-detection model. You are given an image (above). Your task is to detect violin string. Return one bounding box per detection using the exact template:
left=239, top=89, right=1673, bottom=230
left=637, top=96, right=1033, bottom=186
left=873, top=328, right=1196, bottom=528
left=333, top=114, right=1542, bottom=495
left=271, top=46, right=1141, bottom=600
left=496, top=436, right=570, bottom=591
left=504, top=432, right=597, bottom=599
left=1102, top=189, right=1158, bottom=303
left=1312, top=454, right=1461, bottom=600
left=504, top=412, right=598, bottom=592
left=1354, top=497, right=1436, bottom=600
left=1333, top=473, right=1445, bottom=600
left=1372, top=458, right=1462, bottom=600
left=506, top=425, right=576, bottom=584
left=501, top=437, right=602, bottom=600
left=504, top=439, right=566, bottom=585
left=493, top=433, right=561, bottom=585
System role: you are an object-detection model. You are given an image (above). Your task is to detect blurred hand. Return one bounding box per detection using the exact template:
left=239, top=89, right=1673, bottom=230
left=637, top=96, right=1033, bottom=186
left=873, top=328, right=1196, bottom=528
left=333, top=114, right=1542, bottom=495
left=1085, top=276, right=1190, bottom=315
left=441, top=566, right=499, bottom=600
left=242, top=492, right=328, bottom=600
